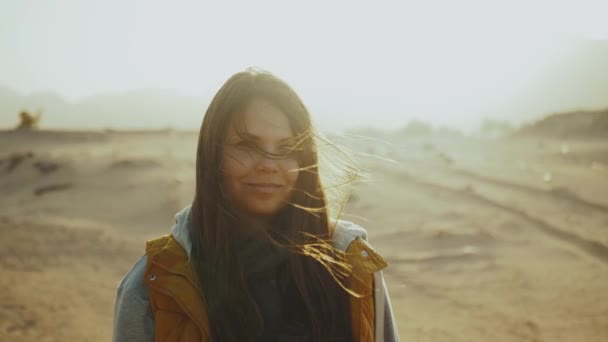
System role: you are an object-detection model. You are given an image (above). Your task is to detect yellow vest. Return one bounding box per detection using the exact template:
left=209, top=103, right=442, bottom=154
left=144, top=234, right=388, bottom=341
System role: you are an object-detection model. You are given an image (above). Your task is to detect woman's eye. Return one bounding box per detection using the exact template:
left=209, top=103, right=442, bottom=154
left=235, top=141, right=254, bottom=149
left=279, top=145, right=297, bottom=157
left=230, top=141, right=298, bottom=159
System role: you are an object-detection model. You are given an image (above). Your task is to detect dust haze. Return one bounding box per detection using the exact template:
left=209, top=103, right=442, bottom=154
left=1, top=109, right=608, bottom=340
left=2, top=1, right=608, bottom=341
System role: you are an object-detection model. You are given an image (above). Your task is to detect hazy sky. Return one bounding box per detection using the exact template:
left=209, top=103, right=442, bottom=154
left=1, top=0, right=607, bottom=131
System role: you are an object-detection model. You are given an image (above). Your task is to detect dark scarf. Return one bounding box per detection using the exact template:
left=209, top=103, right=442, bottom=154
left=236, top=230, right=312, bottom=341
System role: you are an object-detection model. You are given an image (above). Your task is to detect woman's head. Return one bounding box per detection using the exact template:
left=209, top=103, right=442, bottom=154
left=190, top=68, right=353, bottom=341
left=195, top=69, right=317, bottom=222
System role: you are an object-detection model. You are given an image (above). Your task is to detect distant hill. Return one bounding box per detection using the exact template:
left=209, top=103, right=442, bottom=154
left=2, top=39, right=607, bottom=132
left=514, top=108, right=608, bottom=139
left=0, top=87, right=207, bottom=130
left=488, top=40, right=608, bottom=128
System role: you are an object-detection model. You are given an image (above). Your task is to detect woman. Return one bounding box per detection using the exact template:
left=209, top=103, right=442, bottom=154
left=113, top=69, right=399, bottom=341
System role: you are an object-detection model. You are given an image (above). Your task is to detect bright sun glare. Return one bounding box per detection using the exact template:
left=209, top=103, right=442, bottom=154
left=1, top=0, right=607, bottom=131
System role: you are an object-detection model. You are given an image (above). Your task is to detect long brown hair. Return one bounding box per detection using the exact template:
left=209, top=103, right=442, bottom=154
left=190, top=68, right=354, bottom=341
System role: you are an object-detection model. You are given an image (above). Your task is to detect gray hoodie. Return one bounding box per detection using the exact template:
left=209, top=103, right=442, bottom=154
left=113, top=205, right=400, bottom=341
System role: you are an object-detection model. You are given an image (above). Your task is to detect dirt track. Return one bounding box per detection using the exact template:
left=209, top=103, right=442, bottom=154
left=1, top=130, right=607, bottom=341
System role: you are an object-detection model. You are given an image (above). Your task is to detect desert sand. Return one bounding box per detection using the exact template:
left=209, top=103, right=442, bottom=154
left=1, top=128, right=607, bottom=341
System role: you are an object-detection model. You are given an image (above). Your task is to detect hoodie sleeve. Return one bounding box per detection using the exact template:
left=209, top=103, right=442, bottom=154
left=374, top=270, right=400, bottom=342
left=113, top=256, right=155, bottom=342
left=380, top=272, right=400, bottom=342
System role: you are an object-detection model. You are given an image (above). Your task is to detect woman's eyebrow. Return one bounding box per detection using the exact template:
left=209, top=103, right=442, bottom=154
left=240, top=132, right=294, bottom=142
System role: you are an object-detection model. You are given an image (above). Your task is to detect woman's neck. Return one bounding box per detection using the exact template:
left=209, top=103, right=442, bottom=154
left=238, top=212, right=275, bottom=235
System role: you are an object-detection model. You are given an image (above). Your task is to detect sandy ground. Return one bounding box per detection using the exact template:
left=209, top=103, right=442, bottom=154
left=1, top=129, right=607, bottom=341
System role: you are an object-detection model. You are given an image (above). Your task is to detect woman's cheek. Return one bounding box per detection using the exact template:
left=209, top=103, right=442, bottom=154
left=222, top=151, right=254, bottom=178
left=283, top=159, right=300, bottom=187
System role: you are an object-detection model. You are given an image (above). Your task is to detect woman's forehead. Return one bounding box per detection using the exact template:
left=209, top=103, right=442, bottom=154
left=229, top=98, right=294, bottom=141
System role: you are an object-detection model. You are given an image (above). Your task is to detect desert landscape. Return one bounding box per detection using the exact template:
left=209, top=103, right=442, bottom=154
left=1, top=111, right=607, bottom=341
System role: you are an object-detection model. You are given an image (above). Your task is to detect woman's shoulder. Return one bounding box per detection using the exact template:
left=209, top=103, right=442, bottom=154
left=331, top=219, right=369, bottom=252
left=331, top=219, right=389, bottom=272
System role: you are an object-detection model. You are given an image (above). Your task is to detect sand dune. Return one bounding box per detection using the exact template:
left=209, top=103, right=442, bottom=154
left=1, top=129, right=607, bottom=341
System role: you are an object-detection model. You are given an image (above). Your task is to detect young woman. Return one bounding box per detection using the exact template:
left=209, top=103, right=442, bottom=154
left=113, top=69, right=399, bottom=341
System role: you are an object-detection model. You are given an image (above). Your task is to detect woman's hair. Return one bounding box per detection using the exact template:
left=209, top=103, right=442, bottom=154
left=190, top=68, right=356, bottom=341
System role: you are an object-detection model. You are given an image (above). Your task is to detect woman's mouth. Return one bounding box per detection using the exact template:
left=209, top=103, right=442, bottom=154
left=245, top=183, right=283, bottom=194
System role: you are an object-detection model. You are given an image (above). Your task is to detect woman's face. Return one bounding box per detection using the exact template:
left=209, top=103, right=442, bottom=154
left=221, top=98, right=300, bottom=219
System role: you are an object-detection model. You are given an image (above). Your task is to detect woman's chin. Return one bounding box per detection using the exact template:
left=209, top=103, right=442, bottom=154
left=246, top=207, right=281, bottom=217
left=242, top=201, right=289, bottom=218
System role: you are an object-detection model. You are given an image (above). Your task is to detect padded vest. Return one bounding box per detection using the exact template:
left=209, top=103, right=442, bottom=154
left=144, top=234, right=388, bottom=341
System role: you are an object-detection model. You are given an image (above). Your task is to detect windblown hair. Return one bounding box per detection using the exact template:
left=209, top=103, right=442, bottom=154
left=190, top=68, right=358, bottom=341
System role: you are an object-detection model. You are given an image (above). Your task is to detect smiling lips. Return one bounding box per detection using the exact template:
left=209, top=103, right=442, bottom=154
left=245, top=183, right=283, bottom=194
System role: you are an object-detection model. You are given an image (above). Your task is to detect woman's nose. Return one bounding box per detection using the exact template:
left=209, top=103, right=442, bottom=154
left=255, top=154, right=280, bottom=173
